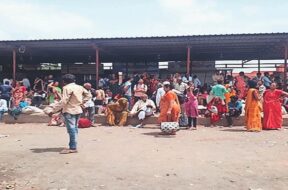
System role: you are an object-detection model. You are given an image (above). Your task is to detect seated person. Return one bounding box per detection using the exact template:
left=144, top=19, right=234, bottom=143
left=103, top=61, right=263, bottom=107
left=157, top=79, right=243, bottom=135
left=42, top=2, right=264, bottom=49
left=205, top=97, right=227, bottom=127
left=106, top=98, right=129, bottom=126
left=0, top=99, right=8, bottom=121
left=130, top=93, right=156, bottom=128
left=226, top=96, right=242, bottom=127
left=8, top=100, right=29, bottom=120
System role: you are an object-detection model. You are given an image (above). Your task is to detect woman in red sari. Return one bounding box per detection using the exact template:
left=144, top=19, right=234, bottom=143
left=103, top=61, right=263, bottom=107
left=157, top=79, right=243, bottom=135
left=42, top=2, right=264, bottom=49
left=12, top=81, right=26, bottom=107
left=235, top=72, right=246, bottom=99
left=206, top=97, right=227, bottom=127
left=263, top=83, right=288, bottom=130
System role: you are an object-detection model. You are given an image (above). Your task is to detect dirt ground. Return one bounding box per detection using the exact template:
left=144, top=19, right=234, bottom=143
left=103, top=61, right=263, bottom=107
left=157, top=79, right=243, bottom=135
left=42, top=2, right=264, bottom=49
left=1, top=124, right=288, bottom=190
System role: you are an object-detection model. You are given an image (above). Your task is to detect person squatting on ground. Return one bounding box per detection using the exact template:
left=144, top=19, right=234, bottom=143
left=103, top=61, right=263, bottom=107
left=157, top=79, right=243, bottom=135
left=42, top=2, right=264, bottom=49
left=130, top=93, right=156, bottom=128
left=49, top=74, right=91, bottom=154
left=206, top=97, right=227, bottom=127
left=226, top=95, right=242, bottom=127
left=106, top=98, right=129, bottom=126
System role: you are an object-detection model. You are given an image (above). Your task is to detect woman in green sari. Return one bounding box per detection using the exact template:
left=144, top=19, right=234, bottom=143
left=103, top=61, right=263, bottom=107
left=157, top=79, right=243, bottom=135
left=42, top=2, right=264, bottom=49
left=48, top=81, right=62, bottom=104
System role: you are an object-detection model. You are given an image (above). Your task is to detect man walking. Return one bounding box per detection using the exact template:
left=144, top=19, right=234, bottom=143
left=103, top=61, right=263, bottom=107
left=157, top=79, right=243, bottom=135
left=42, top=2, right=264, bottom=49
left=58, top=74, right=91, bottom=154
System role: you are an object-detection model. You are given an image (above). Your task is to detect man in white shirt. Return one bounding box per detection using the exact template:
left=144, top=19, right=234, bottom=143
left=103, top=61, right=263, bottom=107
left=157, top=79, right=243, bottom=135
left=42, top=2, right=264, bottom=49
left=130, top=93, right=156, bottom=128
left=52, top=74, right=91, bottom=154
left=0, top=99, right=8, bottom=121
left=174, top=78, right=188, bottom=94
left=156, top=83, right=165, bottom=109
left=83, top=83, right=95, bottom=125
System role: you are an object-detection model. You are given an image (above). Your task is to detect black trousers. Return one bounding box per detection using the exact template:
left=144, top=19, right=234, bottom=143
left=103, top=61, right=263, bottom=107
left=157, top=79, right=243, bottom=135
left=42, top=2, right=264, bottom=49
left=188, top=117, right=197, bottom=128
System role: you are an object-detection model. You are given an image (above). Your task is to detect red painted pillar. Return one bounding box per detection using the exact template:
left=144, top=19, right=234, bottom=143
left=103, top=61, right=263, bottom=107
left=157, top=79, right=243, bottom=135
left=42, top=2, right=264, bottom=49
left=284, top=45, right=288, bottom=91
left=186, top=46, right=191, bottom=75
left=96, top=48, right=100, bottom=88
left=12, top=49, right=16, bottom=80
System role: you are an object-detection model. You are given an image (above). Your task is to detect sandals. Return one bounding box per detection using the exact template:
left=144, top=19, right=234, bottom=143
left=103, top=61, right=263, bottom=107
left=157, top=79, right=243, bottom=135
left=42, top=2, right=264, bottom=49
left=60, top=148, right=78, bottom=154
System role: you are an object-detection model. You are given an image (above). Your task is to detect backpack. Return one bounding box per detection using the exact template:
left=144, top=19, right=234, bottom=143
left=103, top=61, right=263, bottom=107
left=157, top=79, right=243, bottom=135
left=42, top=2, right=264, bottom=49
left=78, top=118, right=92, bottom=128
left=177, top=93, right=187, bottom=105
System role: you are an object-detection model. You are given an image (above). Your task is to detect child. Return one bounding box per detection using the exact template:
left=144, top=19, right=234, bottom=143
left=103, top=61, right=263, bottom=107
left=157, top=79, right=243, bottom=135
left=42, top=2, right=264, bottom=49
left=185, top=87, right=199, bottom=130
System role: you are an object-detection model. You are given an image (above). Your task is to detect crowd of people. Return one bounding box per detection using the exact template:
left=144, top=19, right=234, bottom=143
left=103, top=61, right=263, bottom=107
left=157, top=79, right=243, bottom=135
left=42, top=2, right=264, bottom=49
left=0, top=71, right=287, bottom=132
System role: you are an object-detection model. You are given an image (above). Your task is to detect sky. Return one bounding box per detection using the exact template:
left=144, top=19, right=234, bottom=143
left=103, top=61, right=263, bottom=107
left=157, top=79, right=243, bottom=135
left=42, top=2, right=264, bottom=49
left=0, top=0, right=288, bottom=40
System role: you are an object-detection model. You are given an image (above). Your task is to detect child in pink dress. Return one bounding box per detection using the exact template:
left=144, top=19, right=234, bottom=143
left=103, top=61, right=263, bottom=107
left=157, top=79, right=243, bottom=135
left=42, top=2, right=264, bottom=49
left=185, top=87, right=199, bottom=129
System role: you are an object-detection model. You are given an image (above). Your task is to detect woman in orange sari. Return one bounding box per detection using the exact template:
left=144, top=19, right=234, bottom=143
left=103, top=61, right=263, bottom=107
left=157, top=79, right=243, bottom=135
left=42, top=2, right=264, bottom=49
left=235, top=72, right=246, bottom=99
left=245, top=80, right=262, bottom=132
left=158, top=82, right=181, bottom=123
left=263, top=83, right=288, bottom=130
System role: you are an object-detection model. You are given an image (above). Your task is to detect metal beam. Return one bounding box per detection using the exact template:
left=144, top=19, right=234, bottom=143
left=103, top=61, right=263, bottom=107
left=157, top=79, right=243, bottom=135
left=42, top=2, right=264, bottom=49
left=12, top=49, right=16, bottom=80
left=186, top=46, right=191, bottom=75
left=284, top=45, right=288, bottom=90
left=96, top=47, right=100, bottom=89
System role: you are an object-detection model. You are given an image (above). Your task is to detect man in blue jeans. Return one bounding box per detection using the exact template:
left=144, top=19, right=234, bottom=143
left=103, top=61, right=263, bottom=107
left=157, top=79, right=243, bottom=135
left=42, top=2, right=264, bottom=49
left=51, top=74, right=91, bottom=154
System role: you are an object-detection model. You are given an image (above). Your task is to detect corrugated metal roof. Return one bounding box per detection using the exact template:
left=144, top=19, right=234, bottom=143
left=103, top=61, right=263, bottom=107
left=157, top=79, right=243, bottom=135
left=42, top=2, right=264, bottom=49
left=1, top=32, right=288, bottom=42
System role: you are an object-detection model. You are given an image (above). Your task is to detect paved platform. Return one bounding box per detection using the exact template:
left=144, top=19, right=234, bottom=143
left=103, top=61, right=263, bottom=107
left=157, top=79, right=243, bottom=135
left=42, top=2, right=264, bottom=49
left=3, top=113, right=288, bottom=127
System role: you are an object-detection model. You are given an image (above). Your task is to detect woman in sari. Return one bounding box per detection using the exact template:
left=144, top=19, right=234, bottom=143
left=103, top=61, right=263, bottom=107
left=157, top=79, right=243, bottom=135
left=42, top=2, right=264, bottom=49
left=206, top=97, right=227, bottom=127
left=48, top=81, right=62, bottom=104
left=235, top=72, right=246, bottom=99
left=12, top=81, right=26, bottom=107
left=263, top=83, right=288, bottom=130
left=158, top=81, right=181, bottom=123
left=245, top=80, right=262, bottom=132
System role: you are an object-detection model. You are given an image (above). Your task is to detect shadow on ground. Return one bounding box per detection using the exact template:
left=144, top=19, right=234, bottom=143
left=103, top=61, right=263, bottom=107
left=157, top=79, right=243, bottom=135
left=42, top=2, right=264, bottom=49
left=142, top=132, right=177, bottom=138
left=221, top=128, right=247, bottom=132
left=30, top=147, right=64, bottom=153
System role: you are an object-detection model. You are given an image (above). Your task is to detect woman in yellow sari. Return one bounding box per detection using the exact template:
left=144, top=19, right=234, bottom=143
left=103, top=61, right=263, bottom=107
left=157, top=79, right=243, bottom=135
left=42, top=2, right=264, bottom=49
left=245, top=80, right=262, bottom=132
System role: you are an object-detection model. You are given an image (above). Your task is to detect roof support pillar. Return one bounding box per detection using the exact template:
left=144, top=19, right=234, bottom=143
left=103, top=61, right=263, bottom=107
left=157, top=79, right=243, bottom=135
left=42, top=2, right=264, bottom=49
left=96, top=48, right=100, bottom=89
left=186, top=46, right=191, bottom=75
left=284, top=45, right=288, bottom=91
left=258, top=59, right=260, bottom=73
left=12, top=49, right=16, bottom=80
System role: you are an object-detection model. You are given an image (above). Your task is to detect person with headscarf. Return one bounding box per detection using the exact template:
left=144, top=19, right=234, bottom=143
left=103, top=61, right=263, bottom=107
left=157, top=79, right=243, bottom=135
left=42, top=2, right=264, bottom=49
left=130, top=93, right=156, bottom=128
left=263, top=83, right=288, bottom=130
left=245, top=80, right=262, bottom=132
